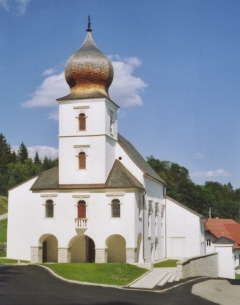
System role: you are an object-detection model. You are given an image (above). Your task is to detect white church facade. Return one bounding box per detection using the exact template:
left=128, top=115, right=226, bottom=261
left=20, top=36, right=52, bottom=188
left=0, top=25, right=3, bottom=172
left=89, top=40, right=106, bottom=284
left=7, top=24, right=205, bottom=264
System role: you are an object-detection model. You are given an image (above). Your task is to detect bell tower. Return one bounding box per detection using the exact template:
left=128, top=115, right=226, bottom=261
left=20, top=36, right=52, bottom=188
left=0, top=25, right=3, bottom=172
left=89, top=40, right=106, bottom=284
left=57, top=19, right=119, bottom=185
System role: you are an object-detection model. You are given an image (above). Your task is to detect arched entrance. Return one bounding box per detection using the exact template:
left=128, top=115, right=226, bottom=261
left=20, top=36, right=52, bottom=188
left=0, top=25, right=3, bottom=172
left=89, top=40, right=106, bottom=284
left=106, top=234, right=126, bottom=263
left=39, top=234, right=58, bottom=263
left=70, top=235, right=95, bottom=263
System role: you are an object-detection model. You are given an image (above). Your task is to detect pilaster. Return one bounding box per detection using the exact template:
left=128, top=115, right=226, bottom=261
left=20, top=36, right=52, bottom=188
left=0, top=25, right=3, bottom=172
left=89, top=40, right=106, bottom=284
left=31, top=246, right=42, bottom=263
left=58, top=247, right=71, bottom=263
left=126, top=248, right=137, bottom=263
left=95, top=248, right=107, bottom=263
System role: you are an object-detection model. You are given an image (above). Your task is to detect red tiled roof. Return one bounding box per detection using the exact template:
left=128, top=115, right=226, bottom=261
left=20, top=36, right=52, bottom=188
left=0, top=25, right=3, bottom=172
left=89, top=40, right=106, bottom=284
left=205, top=218, right=240, bottom=249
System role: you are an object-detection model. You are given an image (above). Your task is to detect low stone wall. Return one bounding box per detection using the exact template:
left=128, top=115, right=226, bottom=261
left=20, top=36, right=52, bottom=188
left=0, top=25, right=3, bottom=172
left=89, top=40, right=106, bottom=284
left=0, top=243, right=7, bottom=255
left=177, top=253, right=218, bottom=279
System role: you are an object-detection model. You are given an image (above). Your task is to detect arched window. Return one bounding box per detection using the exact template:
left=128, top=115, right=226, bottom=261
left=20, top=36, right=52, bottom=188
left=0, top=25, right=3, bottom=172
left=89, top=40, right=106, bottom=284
left=78, top=151, right=86, bottom=169
left=45, top=199, right=54, bottom=218
left=77, top=200, right=86, bottom=218
left=79, top=113, right=86, bottom=131
left=112, top=199, right=120, bottom=218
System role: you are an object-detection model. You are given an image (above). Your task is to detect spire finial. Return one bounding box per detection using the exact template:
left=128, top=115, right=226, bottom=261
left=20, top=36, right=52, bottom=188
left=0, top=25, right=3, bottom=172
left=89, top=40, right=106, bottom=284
left=87, top=15, right=92, bottom=32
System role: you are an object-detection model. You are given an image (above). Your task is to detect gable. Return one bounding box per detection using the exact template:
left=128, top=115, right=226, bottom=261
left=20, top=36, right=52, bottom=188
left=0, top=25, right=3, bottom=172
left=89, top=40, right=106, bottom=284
left=205, top=218, right=240, bottom=249
left=106, top=160, right=144, bottom=190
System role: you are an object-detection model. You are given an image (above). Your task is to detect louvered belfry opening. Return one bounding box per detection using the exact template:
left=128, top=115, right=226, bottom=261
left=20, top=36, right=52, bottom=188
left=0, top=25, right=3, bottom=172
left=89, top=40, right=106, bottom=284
left=45, top=199, right=54, bottom=217
left=78, top=151, right=86, bottom=169
left=112, top=199, right=120, bottom=217
left=78, top=200, right=86, bottom=218
left=79, top=113, right=86, bottom=130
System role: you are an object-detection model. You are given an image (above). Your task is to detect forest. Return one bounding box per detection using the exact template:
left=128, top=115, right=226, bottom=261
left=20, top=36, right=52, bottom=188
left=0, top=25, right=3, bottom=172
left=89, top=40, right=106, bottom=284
left=147, top=156, right=240, bottom=221
left=0, top=133, right=240, bottom=221
left=0, top=133, right=58, bottom=196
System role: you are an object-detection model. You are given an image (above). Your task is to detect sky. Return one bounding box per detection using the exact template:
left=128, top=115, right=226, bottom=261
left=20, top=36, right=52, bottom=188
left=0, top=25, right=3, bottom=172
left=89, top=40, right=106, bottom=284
left=1, top=0, right=240, bottom=188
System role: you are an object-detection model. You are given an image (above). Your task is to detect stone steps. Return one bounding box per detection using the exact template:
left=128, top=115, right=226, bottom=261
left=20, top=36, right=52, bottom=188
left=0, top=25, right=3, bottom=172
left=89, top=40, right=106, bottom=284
left=129, top=268, right=181, bottom=289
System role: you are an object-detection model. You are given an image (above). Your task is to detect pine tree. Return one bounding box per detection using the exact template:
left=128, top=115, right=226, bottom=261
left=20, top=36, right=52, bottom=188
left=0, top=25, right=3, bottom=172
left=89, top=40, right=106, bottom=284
left=17, top=142, right=28, bottom=163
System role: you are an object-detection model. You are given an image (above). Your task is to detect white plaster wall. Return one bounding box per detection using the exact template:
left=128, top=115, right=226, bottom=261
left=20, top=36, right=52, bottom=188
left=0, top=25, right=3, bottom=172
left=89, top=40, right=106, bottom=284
left=8, top=184, right=139, bottom=261
left=165, top=197, right=202, bottom=259
left=215, top=245, right=235, bottom=279
left=7, top=177, right=38, bottom=260
left=116, top=144, right=144, bottom=185
left=205, top=232, right=216, bottom=254
left=105, top=137, right=116, bottom=179
left=234, top=249, right=240, bottom=267
left=58, top=98, right=118, bottom=185
left=133, top=177, right=164, bottom=263
left=59, top=136, right=109, bottom=184
left=58, top=98, right=118, bottom=137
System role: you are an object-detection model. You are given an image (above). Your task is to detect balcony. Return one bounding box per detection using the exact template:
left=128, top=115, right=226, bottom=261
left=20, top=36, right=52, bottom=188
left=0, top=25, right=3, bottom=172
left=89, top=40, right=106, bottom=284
left=75, top=218, right=88, bottom=230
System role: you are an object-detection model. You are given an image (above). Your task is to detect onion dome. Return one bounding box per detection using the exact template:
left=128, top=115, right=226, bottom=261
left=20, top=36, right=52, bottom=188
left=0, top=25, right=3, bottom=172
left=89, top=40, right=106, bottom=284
left=64, top=23, right=114, bottom=100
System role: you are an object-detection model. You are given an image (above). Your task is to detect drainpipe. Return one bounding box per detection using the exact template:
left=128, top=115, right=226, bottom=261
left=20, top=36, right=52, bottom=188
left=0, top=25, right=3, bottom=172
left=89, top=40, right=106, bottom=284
left=163, top=186, right=167, bottom=259
left=142, top=190, right=147, bottom=262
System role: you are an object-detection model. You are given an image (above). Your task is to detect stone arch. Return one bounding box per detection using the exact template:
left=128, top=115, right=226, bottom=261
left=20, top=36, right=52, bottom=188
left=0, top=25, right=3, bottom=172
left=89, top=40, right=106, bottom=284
left=39, top=234, right=58, bottom=263
left=69, top=235, right=95, bottom=263
left=106, top=234, right=126, bottom=263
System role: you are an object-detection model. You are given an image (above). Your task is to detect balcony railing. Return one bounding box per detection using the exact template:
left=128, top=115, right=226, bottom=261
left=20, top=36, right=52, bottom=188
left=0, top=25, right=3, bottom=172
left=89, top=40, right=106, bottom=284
left=75, top=218, right=88, bottom=229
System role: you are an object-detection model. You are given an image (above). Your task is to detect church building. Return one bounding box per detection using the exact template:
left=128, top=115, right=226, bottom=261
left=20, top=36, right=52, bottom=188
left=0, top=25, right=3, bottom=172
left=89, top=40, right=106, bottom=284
left=7, top=23, right=204, bottom=264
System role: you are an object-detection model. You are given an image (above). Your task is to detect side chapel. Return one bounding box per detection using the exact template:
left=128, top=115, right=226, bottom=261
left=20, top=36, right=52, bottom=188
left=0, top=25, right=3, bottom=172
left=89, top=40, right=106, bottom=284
left=7, top=22, right=204, bottom=264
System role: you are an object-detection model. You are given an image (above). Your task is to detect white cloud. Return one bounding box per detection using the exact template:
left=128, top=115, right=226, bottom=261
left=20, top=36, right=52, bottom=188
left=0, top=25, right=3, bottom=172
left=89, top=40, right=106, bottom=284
left=27, top=145, right=59, bottom=160
left=22, top=56, right=148, bottom=114
left=12, top=145, right=59, bottom=160
left=0, top=0, right=30, bottom=15
left=22, top=72, right=68, bottom=108
left=195, top=153, right=206, bottom=160
left=190, top=169, right=230, bottom=178
left=110, top=56, right=148, bottom=107
left=43, top=68, right=56, bottom=76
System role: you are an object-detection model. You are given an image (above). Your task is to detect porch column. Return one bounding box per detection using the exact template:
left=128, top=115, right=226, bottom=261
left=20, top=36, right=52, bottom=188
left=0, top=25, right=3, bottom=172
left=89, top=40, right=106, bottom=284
left=58, top=247, right=71, bottom=263
left=95, top=248, right=107, bottom=263
left=126, top=248, right=137, bottom=263
left=31, top=246, right=42, bottom=263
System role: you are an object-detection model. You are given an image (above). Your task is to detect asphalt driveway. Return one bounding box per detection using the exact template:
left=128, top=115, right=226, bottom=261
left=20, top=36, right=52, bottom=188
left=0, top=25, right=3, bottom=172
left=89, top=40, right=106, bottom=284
left=0, top=264, right=222, bottom=305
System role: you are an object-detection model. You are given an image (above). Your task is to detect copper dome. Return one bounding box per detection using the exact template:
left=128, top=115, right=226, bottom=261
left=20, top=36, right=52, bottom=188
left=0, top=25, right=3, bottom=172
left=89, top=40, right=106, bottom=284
left=65, top=32, right=114, bottom=99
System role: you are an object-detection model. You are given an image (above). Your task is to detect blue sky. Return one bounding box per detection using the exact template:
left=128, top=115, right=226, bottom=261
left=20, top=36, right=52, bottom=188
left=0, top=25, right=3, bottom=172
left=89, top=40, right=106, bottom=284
left=1, top=0, right=240, bottom=188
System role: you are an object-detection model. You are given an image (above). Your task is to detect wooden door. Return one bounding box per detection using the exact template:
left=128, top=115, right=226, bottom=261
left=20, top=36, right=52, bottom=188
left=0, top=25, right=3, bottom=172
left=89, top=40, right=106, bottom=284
left=42, top=241, right=47, bottom=263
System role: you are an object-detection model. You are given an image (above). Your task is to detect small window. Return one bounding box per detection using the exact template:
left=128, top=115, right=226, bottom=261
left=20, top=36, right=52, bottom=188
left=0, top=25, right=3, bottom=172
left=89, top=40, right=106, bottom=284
left=78, top=152, right=86, bottom=169
left=112, top=199, right=120, bottom=217
left=79, top=113, right=86, bottom=131
left=45, top=199, right=54, bottom=218
left=207, top=239, right=211, bottom=246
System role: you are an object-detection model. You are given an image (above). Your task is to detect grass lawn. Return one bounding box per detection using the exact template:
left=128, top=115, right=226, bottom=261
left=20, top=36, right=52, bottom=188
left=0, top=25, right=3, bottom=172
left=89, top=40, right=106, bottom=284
left=235, top=273, right=240, bottom=279
left=0, top=258, right=29, bottom=264
left=154, top=259, right=179, bottom=268
left=0, top=196, right=8, bottom=215
left=42, top=263, right=147, bottom=286
left=235, top=266, right=240, bottom=270
left=0, top=219, right=7, bottom=242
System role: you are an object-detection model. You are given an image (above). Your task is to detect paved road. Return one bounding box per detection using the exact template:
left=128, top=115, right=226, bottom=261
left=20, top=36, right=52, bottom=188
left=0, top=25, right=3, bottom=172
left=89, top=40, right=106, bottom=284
left=0, top=265, right=219, bottom=305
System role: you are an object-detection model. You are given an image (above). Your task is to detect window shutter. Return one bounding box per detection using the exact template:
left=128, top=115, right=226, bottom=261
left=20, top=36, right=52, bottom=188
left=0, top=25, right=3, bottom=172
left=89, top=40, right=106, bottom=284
left=78, top=200, right=86, bottom=218
left=79, top=113, right=86, bottom=130
left=79, top=152, right=86, bottom=169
